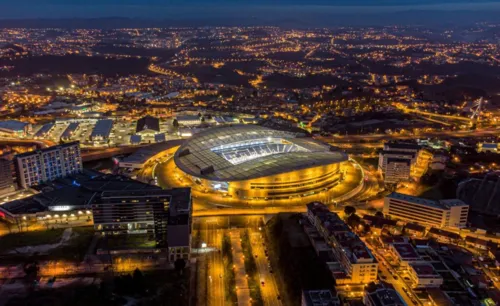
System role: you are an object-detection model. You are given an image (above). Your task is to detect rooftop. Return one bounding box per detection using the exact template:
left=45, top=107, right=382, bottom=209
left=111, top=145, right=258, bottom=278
left=428, top=228, right=461, bottom=240
left=365, top=282, right=405, bottom=306
left=0, top=120, right=30, bottom=131
left=410, top=263, right=440, bottom=276
left=174, top=125, right=347, bottom=181
left=15, top=141, right=80, bottom=159
left=136, top=115, right=160, bottom=133
left=120, top=139, right=185, bottom=166
left=309, top=204, right=374, bottom=264
left=391, top=243, right=420, bottom=260
left=302, top=290, right=339, bottom=306
left=387, top=192, right=468, bottom=210
left=384, top=142, right=421, bottom=151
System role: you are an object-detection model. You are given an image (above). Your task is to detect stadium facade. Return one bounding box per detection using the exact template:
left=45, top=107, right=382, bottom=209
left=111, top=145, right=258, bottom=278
left=174, top=125, right=349, bottom=202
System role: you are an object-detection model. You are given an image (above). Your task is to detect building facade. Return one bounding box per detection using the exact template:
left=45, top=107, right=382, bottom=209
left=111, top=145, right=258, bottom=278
left=307, top=202, right=378, bottom=284
left=0, top=158, right=15, bottom=196
left=408, top=263, right=444, bottom=288
left=383, top=193, right=469, bottom=228
left=14, top=142, right=82, bottom=188
left=92, top=188, right=192, bottom=261
left=378, top=143, right=421, bottom=184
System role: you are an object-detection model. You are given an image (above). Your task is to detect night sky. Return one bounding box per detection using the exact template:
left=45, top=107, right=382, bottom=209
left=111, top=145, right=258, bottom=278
left=0, top=0, right=499, bottom=22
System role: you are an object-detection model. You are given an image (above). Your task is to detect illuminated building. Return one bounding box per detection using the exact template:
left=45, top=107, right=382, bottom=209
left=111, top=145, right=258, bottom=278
left=174, top=125, right=350, bottom=203
left=307, top=202, right=378, bottom=284
left=92, top=187, right=192, bottom=260
left=0, top=120, right=31, bottom=137
left=0, top=158, right=15, bottom=195
left=14, top=142, right=82, bottom=188
left=136, top=115, right=160, bottom=135
left=408, top=263, right=443, bottom=288
left=383, top=193, right=469, bottom=229
left=90, top=119, right=113, bottom=143
left=378, top=143, right=421, bottom=184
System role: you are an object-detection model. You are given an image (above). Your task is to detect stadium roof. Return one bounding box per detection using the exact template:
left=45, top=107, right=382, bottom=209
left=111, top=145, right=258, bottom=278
left=174, top=125, right=347, bottom=181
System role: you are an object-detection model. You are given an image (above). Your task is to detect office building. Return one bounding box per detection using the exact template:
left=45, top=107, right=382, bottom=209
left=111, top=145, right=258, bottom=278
left=14, top=142, right=82, bottom=188
left=378, top=142, right=420, bottom=184
left=92, top=187, right=192, bottom=261
left=363, top=282, right=406, bottom=306
left=307, top=202, right=378, bottom=284
left=383, top=193, right=469, bottom=228
left=0, top=158, right=15, bottom=195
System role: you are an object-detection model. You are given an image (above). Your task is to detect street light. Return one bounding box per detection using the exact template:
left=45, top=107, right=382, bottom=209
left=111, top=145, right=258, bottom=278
left=201, top=242, right=207, bottom=248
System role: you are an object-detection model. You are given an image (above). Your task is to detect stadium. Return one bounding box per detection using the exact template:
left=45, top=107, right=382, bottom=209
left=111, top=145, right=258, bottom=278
left=172, top=125, right=361, bottom=204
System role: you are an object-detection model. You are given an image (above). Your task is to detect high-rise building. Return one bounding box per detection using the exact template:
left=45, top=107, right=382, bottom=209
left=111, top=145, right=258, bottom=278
left=0, top=157, right=15, bottom=196
left=378, top=142, right=421, bottom=184
left=307, top=202, right=378, bottom=284
left=383, top=192, right=469, bottom=228
left=92, top=187, right=192, bottom=261
left=14, top=142, right=82, bottom=189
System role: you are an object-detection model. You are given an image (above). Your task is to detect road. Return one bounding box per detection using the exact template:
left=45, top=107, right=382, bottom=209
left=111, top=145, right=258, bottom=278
left=155, top=156, right=366, bottom=210
left=315, top=127, right=500, bottom=143
left=362, top=238, right=420, bottom=306
left=250, top=230, right=282, bottom=306
left=204, top=218, right=225, bottom=306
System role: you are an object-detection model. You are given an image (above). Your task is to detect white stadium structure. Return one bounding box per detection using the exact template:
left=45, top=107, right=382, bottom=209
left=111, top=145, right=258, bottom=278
left=173, top=125, right=355, bottom=202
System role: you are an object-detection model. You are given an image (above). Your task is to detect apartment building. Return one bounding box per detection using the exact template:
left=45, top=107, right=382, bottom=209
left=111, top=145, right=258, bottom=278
left=14, top=141, right=82, bottom=188
left=307, top=202, right=378, bottom=284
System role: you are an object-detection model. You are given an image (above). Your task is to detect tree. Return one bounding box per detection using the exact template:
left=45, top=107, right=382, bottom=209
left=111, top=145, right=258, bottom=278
left=174, top=258, right=186, bottom=276
left=132, top=268, right=145, bottom=294
left=374, top=211, right=384, bottom=218
left=201, top=116, right=205, bottom=123
left=344, top=206, right=356, bottom=217
left=172, top=119, right=179, bottom=129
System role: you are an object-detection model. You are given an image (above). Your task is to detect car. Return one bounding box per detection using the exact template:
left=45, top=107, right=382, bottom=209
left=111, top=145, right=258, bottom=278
left=261, top=281, right=265, bottom=286
left=393, top=276, right=398, bottom=280
left=404, top=277, right=410, bottom=281
left=255, top=255, right=258, bottom=258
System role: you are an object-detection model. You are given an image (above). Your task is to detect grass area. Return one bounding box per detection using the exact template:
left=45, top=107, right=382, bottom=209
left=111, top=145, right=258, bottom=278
left=240, top=230, right=263, bottom=306
left=0, top=228, right=65, bottom=253
left=46, top=226, right=95, bottom=261
left=222, top=233, right=237, bottom=304
left=104, top=234, right=157, bottom=250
